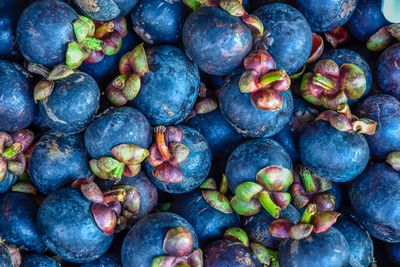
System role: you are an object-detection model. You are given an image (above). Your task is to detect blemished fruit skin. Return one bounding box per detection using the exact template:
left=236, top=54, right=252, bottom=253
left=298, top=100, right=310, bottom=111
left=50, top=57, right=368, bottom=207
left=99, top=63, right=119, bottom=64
left=187, top=108, right=244, bottom=162
left=225, top=138, right=292, bottom=193
left=0, top=172, right=17, bottom=193
left=38, top=72, right=100, bottom=134
left=84, top=107, right=152, bottom=159
left=348, top=163, right=400, bottom=242
left=74, top=0, right=138, bottom=22
left=242, top=205, right=301, bottom=249
left=130, top=45, right=200, bottom=125
left=121, top=212, right=199, bottom=267
left=279, top=227, right=350, bottom=267
left=335, top=217, right=374, bottom=267
left=298, top=120, right=370, bottom=182
left=144, top=125, right=212, bottom=194
left=354, top=94, right=400, bottom=160
left=204, top=239, right=262, bottom=267
left=182, top=6, right=253, bottom=76
left=170, top=190, right=241, bottom=245
left=346, top=0, right=389, bottom=41
left=0, top=60, right=35, bottom=132
left=21, top=254, right=61, bottom=267
left=0, top=193, right=46, bottom=253
left=16, top=0, right=78, bottom=67
left=377, top=44, right=400, bottom=101
left=294, top=0, right=358, bottom=32
left=81, top=254, right=121, bottom=267
left=29, top=131, right=91, bottom=195
left=220, top=71, right=294, bottom=138
left=0, top=245, right=13, bottom=267
left=386, top=243, right=400, bottom=266
left=37, top=187, right=113, bottom=263
left=320, top=49, right=372, bottom=104
left=254, top=3, right=312, bottom=75
left=131, top=0, right=189, bottom=45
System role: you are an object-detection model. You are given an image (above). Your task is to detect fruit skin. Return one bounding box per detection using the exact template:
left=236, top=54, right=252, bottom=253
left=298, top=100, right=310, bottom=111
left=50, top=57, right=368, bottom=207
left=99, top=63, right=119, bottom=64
left=21, top=254, right=61, bottom=267
left=131, top=0, right=189, bottom=45
left=386, top=243, right=400, bottom=266
left=130, top=45, right=200, bottom=125
left=320, top=48, right=372, bottom=104
left=273, top=97, right=318, bottom=163
left=346, top=0, right=389, bottom=41
left=96, top=172, right=158, bottom=224
left=0, top=244, right=13, bottom=267
left=73, top=0, right=138, bottom=22
left=220, top=71, right=294, bottom=138
left=354, top=94, right=400, bottom=160
left=279, top=227, right=350, bottom=267
left=81, top=254, right=121, bottom=267
left=0, top=60, right=35, bottom=132
left=226, top=138, right=292, bottom=193
left=84, top=107, right=152, bottom=159
left=0, top=172, right=18, bottom=193
left=37, top=187, right=113, bottom=263
left=254, top=3, right=312, bottom=75
left=16, top=0, right=78, bottom=67
left=204, top=239, right=262, bottom=267
left=335, top=217, right=374, bottom=267
left=377, top=44, right=400, bottom=101
left=188, top=108, right=244, bottom=161
left=29, top=131, right=91, bottom=195
left=170, top=190, right=241, bottom=245
left=121, top=212, right=199, bottom=267
left=38, top=72, right=100, bottom=134
left=144, top=125, right=211, bottom=194
left=242, top=205, right=300, bottom=249
left=298, top=120, right=370, bottom=182
left=0, top=192, right=46, bottom=253
left=182, top=6, right=253, bottom=76
left=348, top=163, right=400, bottom=242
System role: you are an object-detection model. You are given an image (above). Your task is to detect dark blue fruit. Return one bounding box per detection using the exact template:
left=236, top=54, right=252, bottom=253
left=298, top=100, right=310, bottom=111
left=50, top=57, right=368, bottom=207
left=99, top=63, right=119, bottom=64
left=295, top=0, right=358, bottom=32
left=273, top=97, right=318, bottom=163
left=144, top=125, right=211, bottom=194
left=182, top=6, right=253, bottom=75
left=279, top=227, right=350, bottom=267
left=254, top=3, right=312, bottom=75
left=74, top=0, right=138, bottom=21
left=0, top=244, right=14, bottom=267
left=220, top=70, right=294, bottom=138
left=242, top=205, right=300, bottom=249
left=81, top=254, right=121, bottom=267
left=354, top=94, right=400, bottom=160
left=29, top=131, right=91, bottom=195
left=130, top=45, right=200, bottom=125
left=377, top=44, right=400, bottom=101
left=121, top=212, right=199, bottom=267
left=38, top=72, right=100, bottom=133
left=348, top=163, right=400, bottom=242
left=347, top=0, right=389, bottom=41
left=21, top=254, right=61, bottom=267
left=386, top=243, right=400, bottom=266
left=0, top=192, right=46, bottom=253
left=299, top=120, right=370, bottom=182
left=131, top=0, right=189, bottom=45
left=37, top=187, right=113, bottom=263
left=171, top=190, right=241, bottom=245
left=335, top=217, right=374, bottom=266
left=84, top=107, right=152, bottom=159
left=0, top=60, right=35, bottom=132
left=226, top=138, right=292, bottom=192
left=16, top=0, right=78, bottom=67
left=187, top=108, right=243, bottom=161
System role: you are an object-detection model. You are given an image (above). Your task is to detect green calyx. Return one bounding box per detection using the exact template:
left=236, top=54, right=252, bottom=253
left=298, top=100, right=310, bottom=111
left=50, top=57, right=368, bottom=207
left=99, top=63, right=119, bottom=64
left=73, top=16, right=95, bottom=43
left=224, top=227, right=249, bottom=246
left=387, top=151, right=400, bottom=172
left=367, top=24, right=400, bottom=52
left=200, top=176, right=233, bottom=214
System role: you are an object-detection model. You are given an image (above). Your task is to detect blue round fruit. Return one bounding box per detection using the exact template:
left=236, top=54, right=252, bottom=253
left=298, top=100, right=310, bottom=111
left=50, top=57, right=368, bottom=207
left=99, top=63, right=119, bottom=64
left=21, top=254, right=61, bottom=267
left=377, top=44, right=400, bottom=101
left=74, top=0, right=138, bottom=21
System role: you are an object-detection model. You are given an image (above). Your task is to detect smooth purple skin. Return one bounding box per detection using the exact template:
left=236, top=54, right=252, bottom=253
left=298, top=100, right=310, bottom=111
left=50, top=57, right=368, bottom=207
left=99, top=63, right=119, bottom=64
left=81, top=254, right=121, bottom=267
left=346, top=0, right=389, bottom=41
left=279, top=227, right=350, bottom=267
left=386, top=243, right=400, bottom=266
left=0, top=60, right=35, bottom=132
left=16, top=0, right=78, bottom=67
left=21, top=254, right=61, bottom=267
left=348, top=163, right=400, bottom=242
left=74, top=0, right=138, bottom=21
left=121, top=212, right=199, bottom=267
left=354, top=94, right=400, bottom=160
left=182, top=6, right=253, bottom=76
left=377, top=44, right=400, bottom=101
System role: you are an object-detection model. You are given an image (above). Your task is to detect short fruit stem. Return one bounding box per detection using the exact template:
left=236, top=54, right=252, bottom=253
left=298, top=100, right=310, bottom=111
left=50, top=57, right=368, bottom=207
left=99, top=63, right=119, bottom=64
left=259, top=70, right=286, bottom=87
left=299, top=167, right=316, bottom=193
left=300, top=204, right=317, bottom=224
left=312, top=73, right=336, bottom=91
left=257, top=191, right=280, bottom=218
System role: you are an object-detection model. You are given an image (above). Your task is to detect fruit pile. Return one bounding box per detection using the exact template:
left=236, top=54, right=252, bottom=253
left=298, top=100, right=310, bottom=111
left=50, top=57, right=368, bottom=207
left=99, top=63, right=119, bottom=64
left=0, top=0, right=399, bottom=266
